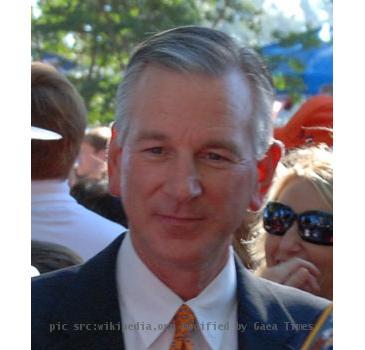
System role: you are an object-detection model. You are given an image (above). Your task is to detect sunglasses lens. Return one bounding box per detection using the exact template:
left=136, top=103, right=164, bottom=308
left=299, top=212, right=333, bottom=245
left=263, top=202, right=294, bottom=236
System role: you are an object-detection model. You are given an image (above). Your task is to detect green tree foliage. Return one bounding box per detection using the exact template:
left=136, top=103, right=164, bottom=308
left=32, top=0, right=203, bottom=124
left=201, top=0, right=262, bottom=31
left=32, top=0, right=330, bottom=124
left=260, top=28, right=330, bottom=102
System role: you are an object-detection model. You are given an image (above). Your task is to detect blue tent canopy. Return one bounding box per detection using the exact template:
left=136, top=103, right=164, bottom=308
left=40, top=52, right=77, bottom=73
left=260, top=40, right=333, bottom=95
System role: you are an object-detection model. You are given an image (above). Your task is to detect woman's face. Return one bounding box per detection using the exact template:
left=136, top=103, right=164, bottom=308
left=265, top=177, right=333, bottom=299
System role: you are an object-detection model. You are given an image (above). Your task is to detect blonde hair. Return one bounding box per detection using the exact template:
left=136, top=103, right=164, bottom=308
left=268, top=144, right=333, bottom=209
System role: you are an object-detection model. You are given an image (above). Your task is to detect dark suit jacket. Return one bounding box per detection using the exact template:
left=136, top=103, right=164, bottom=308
left=32, top=234, right=330, bottom=350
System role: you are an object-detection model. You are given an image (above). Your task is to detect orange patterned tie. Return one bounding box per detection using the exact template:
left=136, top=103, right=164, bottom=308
left=169, top=304, right=196, bottom=350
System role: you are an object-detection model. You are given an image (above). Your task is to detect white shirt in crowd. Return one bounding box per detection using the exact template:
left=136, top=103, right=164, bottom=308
left=117, top=232, right=238, bottom=350
left=32, top=179, right=125, bottom=261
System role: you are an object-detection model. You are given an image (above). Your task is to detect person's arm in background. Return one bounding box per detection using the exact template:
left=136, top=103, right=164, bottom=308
left=257, top=257, right=321, bottom=295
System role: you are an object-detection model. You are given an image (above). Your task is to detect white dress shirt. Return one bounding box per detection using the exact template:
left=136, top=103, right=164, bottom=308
left=32, top=180, right=125, bottom=261
left=116, top=232, right=238, bottom=350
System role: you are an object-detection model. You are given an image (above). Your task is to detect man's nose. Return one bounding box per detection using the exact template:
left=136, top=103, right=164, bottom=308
left=163, top=156, right=203, bottom=202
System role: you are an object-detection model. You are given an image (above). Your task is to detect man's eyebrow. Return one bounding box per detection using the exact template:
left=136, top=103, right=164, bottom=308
left=134, top=130, right=169, bottom=142
left=133, top=132, right=243, bottom=157
left=203, top=140, right=242, bottom=157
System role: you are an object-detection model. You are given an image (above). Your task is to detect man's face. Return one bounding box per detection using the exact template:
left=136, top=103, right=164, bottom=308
left=76, top=141, right=105, bottom=179
left=113, top=66, right=259, bottom=267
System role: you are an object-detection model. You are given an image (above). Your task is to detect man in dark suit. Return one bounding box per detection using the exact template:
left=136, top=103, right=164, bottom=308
left=32, top=26, right=330, bottom=350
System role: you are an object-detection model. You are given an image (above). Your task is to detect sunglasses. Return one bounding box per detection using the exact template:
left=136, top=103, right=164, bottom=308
left=263, top=202, right=333, bottom=246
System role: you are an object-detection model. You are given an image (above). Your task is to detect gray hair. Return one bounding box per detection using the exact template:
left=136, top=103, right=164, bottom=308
left=115, top=25, right=274, bottom=160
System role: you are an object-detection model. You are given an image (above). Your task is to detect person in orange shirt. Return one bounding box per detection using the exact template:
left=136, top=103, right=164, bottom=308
left=274, top=95, right=333, bottom=149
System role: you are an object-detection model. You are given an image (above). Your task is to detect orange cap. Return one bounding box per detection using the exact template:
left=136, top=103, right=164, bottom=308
left=274, top=95, right=333, bottom=149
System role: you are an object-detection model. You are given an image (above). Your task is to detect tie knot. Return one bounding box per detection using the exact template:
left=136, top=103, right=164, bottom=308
left=173, top=304, right=196, bottom=338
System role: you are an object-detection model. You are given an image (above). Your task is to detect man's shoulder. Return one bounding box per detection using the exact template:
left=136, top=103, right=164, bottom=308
left=32, top=184, right=124, bottom=237
left=32, top=263, right=80, bottom=288
left=32, top=204, right=124, bottom=260
left=70, top=200, right=125, bottom=233
left=235, top=262, right=331, bottom=349
left=32, top=233, right=124, bottom=302
left=32, top=265, right=82, bottom=317
left=237, top=263, right=330, bottom=319
left=255, top=273, right=329, bottom=312
left=32, top=235, right=125, bottom=349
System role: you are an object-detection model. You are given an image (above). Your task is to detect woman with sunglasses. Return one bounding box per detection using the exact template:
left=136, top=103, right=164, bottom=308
left=256, top=145, right=333, bottom=300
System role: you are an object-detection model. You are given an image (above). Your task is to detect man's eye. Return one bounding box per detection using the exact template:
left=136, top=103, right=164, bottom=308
left=206, top=153, right=227, bottom=161
left=144, top=147, right=164, bottom=155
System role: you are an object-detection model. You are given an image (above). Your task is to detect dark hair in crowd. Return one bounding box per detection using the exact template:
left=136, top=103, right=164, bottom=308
left=32, top=240, right=83, bottom=274
left=70, top=179, right=128, bottom=227
left=83, top=126, right=111, bottom=152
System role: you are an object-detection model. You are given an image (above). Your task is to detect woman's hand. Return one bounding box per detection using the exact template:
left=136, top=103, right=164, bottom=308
left=259, top=257, right=321, bottom=295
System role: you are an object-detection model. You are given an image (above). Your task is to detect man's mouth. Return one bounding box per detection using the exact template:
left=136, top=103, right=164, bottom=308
left=155, top=213, right=204, bottom=224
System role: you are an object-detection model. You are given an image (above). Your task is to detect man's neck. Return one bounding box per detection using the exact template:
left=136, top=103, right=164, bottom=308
left=130, top=234, right=230, bottom=301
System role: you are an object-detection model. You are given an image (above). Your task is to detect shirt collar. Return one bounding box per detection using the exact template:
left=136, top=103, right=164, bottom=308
left=186, top=247, right=237, bottom=349
left=116, top=231, right=237, bottom=349
left=31, top=179, right=72, bottom=202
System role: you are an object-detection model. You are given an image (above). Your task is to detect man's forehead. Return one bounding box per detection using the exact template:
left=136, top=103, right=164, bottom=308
left=130, top=65, right=253, bottom=120
left=135, top=64, right=251, bottom=98
left=222, top=69, right=254, bottom=121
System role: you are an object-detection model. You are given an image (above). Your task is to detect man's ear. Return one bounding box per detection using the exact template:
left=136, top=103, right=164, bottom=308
left=249, top=140, right=283, bottom=211
left=108, top=124, right=122, bottom=196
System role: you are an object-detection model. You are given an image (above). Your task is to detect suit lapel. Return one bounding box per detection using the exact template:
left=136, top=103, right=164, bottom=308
left=47, top=235, right=305, bottom=349
left=49, top=332, right=124, bottom=350
left=235, top=258, right=297, bottom=350
left=52, top=234, right=127, bottom=349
